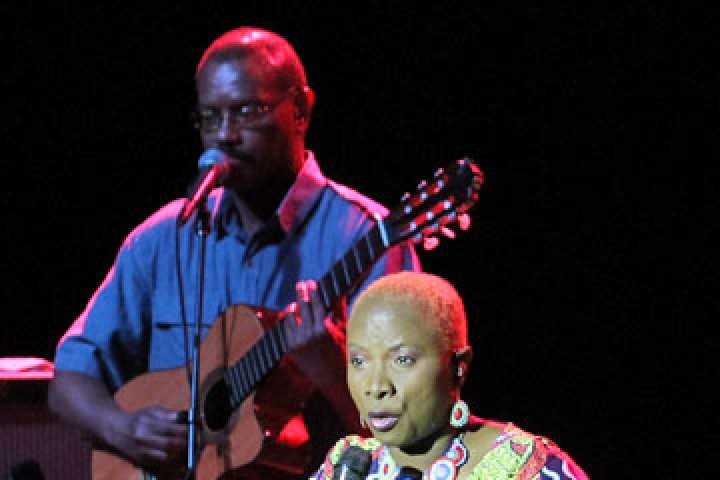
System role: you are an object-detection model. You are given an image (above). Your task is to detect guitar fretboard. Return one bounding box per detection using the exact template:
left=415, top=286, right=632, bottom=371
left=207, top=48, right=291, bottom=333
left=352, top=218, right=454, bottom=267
left=223, top=223, right=386, bottom=407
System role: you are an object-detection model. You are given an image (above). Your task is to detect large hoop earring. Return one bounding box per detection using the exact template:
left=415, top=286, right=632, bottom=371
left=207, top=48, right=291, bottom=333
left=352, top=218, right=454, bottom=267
left=450, top=399, right=469, bottom=428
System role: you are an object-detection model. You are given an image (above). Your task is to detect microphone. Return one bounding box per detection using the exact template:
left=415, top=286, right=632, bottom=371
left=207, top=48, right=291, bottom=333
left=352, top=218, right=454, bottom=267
left=397, top=467, right=423, bottom=479
left=178, top=148, right=232, bottom=226
left=332, top=446, right=371, bottom=480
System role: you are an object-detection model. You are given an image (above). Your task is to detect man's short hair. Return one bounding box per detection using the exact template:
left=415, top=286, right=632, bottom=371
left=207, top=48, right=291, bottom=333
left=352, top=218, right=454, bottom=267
left=196, top=27, right=307, bottom=90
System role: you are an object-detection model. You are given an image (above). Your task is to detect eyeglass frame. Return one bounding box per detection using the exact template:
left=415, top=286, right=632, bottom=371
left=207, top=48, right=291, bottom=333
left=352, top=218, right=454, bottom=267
left=191, top=85, right=303, bottom=133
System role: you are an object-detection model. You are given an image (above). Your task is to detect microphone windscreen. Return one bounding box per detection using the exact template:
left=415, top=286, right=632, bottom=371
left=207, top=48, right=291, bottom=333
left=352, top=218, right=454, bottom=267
left=197, top=148, right=226, bottom=169
left=397, top=467, right=423, bottom=479
left=332, top=445, right=372, bottom=480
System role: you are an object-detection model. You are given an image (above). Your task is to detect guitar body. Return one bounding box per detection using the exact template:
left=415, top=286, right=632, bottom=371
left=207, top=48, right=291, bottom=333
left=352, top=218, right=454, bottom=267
left=92, top=304, right=314, bottom=480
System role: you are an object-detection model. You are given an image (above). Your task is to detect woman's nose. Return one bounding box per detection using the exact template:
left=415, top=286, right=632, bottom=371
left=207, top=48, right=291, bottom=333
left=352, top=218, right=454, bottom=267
left=365, top=366, right=394, bottom=399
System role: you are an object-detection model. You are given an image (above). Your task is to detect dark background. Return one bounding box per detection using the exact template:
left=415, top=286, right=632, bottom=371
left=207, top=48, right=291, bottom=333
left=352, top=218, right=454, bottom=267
left=1, top=2, right=714, bottom=477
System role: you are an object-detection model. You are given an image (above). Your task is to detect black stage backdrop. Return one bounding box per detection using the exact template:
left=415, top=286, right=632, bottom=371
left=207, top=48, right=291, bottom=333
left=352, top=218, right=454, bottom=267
left=0, top=2, right=714, bottom=478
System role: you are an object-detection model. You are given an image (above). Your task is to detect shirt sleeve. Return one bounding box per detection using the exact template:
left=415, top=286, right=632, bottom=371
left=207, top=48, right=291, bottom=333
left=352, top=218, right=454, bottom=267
left=53, top=230, right=153, bottom=392
left=539, top=449, right=589, bottom=480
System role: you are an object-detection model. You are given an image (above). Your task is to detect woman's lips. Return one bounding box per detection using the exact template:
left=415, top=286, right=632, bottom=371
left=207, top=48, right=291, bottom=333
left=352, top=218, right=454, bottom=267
left=368, top=413, right=400, bottom=432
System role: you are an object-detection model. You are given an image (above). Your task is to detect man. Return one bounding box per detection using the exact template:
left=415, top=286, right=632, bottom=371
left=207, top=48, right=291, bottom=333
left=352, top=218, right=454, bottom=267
left=48, top=27, right=420, bottom=478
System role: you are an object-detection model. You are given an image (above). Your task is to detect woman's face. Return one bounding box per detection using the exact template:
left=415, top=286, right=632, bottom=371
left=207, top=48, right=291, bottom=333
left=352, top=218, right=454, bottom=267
left=347, top=297, right=455, bottom=448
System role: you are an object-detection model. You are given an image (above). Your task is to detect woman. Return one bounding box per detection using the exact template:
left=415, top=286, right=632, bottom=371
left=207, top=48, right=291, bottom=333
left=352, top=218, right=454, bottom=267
left=311, top=272, right=588, bottom=479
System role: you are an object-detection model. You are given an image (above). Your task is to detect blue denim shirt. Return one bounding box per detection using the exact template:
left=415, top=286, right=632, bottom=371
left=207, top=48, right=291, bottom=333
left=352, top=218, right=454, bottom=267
left=55, top=152, right=420, bottom=392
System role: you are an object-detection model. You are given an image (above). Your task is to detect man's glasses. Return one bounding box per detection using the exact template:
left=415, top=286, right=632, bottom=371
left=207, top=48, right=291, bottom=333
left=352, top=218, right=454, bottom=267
left=192, top=86, right=300, bottom=133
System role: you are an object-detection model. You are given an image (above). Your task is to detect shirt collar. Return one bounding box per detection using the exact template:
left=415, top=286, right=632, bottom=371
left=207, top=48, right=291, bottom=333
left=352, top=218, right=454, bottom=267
left=212, top=150, right=327, bottom=237
left=276, top=150, right=327, bottom=233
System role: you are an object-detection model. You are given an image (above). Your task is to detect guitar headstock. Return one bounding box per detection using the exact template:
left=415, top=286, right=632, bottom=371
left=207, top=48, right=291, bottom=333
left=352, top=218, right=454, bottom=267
left=384, top=157, right=483, bottom=247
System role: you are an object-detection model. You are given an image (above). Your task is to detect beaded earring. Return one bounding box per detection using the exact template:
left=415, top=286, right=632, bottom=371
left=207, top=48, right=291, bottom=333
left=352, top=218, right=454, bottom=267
left=450, top=399, right=469, bottom=428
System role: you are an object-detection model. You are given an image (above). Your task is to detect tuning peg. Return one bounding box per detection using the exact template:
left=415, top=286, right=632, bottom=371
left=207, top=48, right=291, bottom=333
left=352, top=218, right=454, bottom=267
left=422, top=236, right=440, bottom=251
left=400, top=192, right=411, bottom=203
left=440, top=226, right=456, bottom=239
left=434, top=168, right=444, bottom=178
left=458, top=213, right=471, bottom=231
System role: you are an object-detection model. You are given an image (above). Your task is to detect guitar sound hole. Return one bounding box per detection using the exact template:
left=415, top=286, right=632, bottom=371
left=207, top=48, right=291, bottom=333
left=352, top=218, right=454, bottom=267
left=203, top=379, right=233, bottom=432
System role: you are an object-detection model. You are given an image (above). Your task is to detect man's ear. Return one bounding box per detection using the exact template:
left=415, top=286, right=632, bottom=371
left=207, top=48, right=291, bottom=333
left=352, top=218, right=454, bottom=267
left=295, top=85, right=315, bottom=121
left=453, top=346, right=473, bottom=387
left=303, top=85, right=315, bottom=112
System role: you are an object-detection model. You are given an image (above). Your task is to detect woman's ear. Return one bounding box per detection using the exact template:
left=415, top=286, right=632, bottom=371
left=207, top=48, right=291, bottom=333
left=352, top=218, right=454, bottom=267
left=453, top=346, right=473, bottom=386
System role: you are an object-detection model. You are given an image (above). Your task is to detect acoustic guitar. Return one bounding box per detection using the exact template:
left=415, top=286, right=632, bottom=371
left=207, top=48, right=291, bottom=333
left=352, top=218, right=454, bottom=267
left=92, top=157, right=483, bottom=479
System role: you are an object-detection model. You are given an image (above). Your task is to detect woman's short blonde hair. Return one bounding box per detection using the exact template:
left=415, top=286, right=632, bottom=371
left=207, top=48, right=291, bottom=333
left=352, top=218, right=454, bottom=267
left=351, top=272, right=468, bottom=355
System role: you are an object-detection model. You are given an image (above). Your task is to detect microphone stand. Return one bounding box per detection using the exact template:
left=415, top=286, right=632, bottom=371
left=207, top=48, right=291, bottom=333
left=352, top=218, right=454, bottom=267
left=186, top=197, right=211, bottom=479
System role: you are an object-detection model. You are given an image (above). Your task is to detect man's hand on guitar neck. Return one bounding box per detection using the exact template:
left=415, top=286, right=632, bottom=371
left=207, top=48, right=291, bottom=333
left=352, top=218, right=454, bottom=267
left=282, top=280, right=361, bottom=431
left=48, top=370, right=188, bottom=473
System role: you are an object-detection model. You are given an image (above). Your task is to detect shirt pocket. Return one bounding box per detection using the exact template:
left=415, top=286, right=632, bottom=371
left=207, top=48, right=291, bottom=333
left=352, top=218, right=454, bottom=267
left=148, top=297, right=214, bottom=371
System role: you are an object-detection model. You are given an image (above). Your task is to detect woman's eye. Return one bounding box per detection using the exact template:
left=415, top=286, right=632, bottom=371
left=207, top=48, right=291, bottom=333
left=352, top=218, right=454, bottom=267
left=350, top=356, right=367, bottom=367
left=395, top=355, right=416, bottom=366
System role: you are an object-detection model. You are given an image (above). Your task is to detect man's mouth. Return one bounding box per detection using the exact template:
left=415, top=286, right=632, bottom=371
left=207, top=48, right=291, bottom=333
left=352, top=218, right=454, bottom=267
left=221, top=148, right=254, bottom=164
left=368, top=412, right=400, bottom=432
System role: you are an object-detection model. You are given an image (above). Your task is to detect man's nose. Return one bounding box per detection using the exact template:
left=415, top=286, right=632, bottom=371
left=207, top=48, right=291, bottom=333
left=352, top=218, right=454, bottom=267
left=215, top=111, right=242, bottom=143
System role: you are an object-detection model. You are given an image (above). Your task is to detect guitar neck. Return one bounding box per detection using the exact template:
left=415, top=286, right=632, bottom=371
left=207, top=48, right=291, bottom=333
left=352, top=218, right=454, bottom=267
left=223, top=223, right=388, bottom=408
left=316, top=223, right=387, bottom=310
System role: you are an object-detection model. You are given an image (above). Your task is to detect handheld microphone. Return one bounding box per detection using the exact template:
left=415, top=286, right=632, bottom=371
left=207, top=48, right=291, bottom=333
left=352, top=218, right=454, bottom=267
left=332, top=446, right=372, bottom=480
left=397, top=467, right=423, bottom=479
left=178, top=148, right=232, bottom=226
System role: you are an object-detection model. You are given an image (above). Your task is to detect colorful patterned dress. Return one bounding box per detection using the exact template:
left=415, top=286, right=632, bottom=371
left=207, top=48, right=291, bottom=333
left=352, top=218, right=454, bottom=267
left=310, top=422, right=588, bottom=480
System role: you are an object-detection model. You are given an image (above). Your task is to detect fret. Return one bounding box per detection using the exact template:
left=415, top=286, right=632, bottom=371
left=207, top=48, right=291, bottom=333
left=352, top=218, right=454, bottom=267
left=257, top=338, right=271, bottom=367
left=364, top=231, right=375, bottom=260
left=232, top=368, right=244, bottom=400
left=368, top=227, right=384, bottom=264
left=320, top=275, right=336, bottom=309
left=331, top=263, right=349, bottom=296
left=276, top=322, right=289, bottom=352
left=317, top=281, right=330, bottom=311
left=355, top=235, right=371, bottom=273
left=249, top=349, right=261, bottom=383
left=344, top=249, right=360, bottom=287
left=340, top=252, right=352, bottom=286
left=227, top=365, right=242, bottom=405
left=256, top=345, right=268, bottom=377
left=234, top=367, right=246, bottom=404
left=268, top=325, right=283, bottom=360
left=242, top=371, right=251, bottom=399
left=330, top=267, right=341, bottom=302
left=260, top=335, right=274, bottom=365
left=268, top=326, right=282, bottom=360
left=240, top=359, right=252, bottom=393
left=224, top=370, right=239, bottom=405
left=352, top=242, right=363, bottom=274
